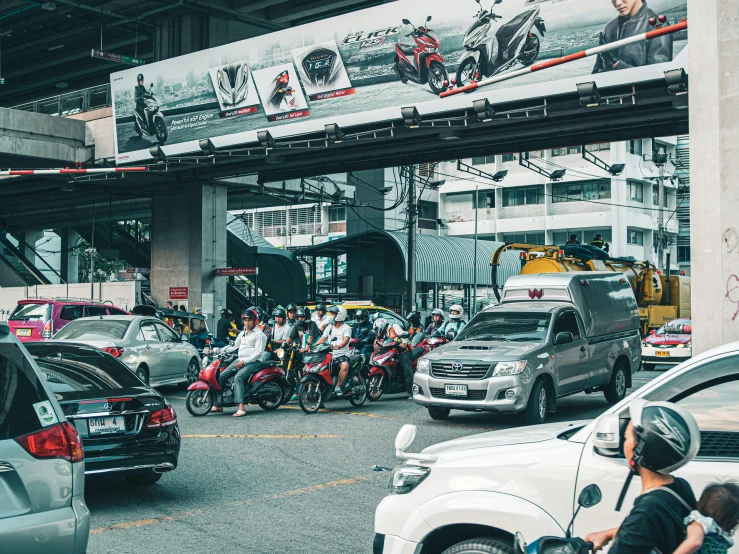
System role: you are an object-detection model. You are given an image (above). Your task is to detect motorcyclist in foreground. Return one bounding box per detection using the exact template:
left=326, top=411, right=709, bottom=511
left=314, top=306, right=352, bottom=395
left=584, top=398, right=700, bottom=553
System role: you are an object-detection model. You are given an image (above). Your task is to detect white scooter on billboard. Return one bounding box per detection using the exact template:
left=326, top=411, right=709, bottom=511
left=454, top=0, right=546, bottom=87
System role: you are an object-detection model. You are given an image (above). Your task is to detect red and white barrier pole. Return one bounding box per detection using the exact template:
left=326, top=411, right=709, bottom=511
left=0, top=166, right=152, bottom=176
left=439, top=19, right=688, bottom=98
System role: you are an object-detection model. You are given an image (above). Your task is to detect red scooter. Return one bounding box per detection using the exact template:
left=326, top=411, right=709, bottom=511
left=394, top=16, right=448, bottom=94
left=185, top=352, right=291, bottom=416
left=366, top=332, right=447, bottom=401
left=297, top=341, right=367, bottom=414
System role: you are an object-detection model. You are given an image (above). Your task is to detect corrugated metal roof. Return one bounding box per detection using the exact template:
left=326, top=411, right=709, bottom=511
left=297, top=231, right=520, bottom=287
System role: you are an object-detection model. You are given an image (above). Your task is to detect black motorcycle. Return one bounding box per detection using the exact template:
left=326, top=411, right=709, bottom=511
left=134, top=84, right=168, bottom=143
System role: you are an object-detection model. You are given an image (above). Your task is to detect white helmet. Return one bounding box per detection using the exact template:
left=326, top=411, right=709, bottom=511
left=449, top=304, right=464, bottom=320
left=374, top=317, right=387, bottom=331
left=334, top=306, right=347, bottom=322
left=391, top=323, right=408, bottom=338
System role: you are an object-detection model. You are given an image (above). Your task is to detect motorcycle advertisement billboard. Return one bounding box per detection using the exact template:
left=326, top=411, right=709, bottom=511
left=110, top=0, right=688, bottom=164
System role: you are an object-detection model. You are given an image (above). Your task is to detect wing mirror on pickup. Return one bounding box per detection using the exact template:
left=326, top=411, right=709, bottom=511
left=446, top=330, right=457, bottom=341
left=554, top=332, right=573, bottom=346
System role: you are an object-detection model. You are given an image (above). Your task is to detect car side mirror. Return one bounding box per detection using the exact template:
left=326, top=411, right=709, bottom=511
left=578, top=484, right=602, bottom=508
left=554, top=332, right=573, bottom=346
left=395, top=424, right=417, bottom=455
left=592, top=413, right=621, bottom=455
left=649, top=329, right=656, bottom=335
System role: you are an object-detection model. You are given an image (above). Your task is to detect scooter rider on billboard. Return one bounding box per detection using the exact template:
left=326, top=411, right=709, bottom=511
left=134, top=73, right=150, bottom=123
left=592, top=0, right=673, bottom=73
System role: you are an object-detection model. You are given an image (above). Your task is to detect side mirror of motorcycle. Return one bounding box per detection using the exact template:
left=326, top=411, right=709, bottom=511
left=426, top=15, right=432, bottom=22
left=402, top=18, right=411, bottom=25
left=150, top=83, right=154, bottom=88
left=495, top=0, right=502, bottom=4
left=564, top=484, right=602, bottom=538
left=446, top=331, right=456, bottom=341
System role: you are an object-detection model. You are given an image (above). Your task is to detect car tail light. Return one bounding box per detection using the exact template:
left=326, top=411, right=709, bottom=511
left=15, top=421, right=84, bottom=463
left=102, top=346, right=124, bottom=358
left=147, top=405, right=177, bottom=429
left=42, top=319, right=53, bottom=339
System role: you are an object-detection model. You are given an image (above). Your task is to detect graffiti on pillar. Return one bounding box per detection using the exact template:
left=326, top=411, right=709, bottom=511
left=723, top=228, right=739, bottom=254
left=725, top=274, right=739, bottom=321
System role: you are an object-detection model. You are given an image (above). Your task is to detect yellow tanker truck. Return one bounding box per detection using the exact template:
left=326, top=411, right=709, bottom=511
left=491, top=243, right=690, bottom=335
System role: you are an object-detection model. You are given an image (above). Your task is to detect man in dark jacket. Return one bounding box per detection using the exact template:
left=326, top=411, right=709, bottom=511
left=592, top=0, right=672, bottom=74
left=216, top=308, right=233, bottom=343
left=134, top=73, right=149, bottom=124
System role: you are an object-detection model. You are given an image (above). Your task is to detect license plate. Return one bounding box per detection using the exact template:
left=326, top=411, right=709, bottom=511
left=656, top=351, right=670, bottom=357
left=445, top=384, right=468, bottom=397
left=15, top=328, right=32, bottom=337
left=88, top=416, right=125, bottom=435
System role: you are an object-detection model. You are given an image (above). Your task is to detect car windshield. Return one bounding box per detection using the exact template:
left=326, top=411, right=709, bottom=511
left=656, top=320, right=691, bottom=335
left=456, top=312, right=551, bottom=342
left=9, top=303, right=50, bottom=321
left=53, top=319, right=131, bottom=341
left=28, top=346, right=142, bottom=396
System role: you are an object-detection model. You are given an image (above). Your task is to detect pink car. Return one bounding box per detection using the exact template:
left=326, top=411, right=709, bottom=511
left=8, top=298, right=129, bottom=342
left=641, top=318, right=692, bottom=370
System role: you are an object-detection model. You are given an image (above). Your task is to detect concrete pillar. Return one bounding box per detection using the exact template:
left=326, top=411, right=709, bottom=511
left=610, top=142, right=628, bottom=258
left=689, top=0, right=739, bottom=354
left=64, top=229, right=81, bottom=284
left=150, top=184, right=227, bottom=331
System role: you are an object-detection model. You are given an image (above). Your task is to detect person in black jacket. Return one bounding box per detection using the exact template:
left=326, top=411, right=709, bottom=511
left=216, top=308, right=233, bottom=343
left=593, top=0, right=673, bottom=74
left=134, top=73, right=149, bottom=123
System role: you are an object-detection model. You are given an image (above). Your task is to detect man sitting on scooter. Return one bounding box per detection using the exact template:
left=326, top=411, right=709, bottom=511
left=425, top=308, right=445, bottom=336
left=216, top=309, right=267, bottom=417
left=351, top=308, right=376, bottom=361
left=134, top=73, right=150, bottom=125
left=314, top=306, right=352, bottom=395
left=289, top=307, right=321, bottom=352
left=270, top=308, right=291, bottom=350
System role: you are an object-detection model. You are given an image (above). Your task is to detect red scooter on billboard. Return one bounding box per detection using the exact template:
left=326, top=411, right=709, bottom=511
left=185, top=351, right=290, bottom=415
left=394, top=16, right=449, bottom=94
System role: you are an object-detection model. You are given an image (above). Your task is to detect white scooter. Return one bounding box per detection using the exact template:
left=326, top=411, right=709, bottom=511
left=134, top=84, right=168, bottom=144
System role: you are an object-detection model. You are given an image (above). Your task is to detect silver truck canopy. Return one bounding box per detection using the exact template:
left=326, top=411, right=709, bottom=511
left=500, top=272, right=639, bottom=338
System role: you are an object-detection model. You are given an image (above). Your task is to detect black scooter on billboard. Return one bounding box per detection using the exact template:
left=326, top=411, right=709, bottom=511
left=134, top=84, right=168, bottom=144
left=268, top=70, right=297, bottom=110
left=454, top=0, right=546, bottom=87
left=394, top=16, right=449, bottom=94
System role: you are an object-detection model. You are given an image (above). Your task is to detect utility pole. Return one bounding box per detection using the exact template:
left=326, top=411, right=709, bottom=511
left=472, top=183, right=479, bottom=316
left=406, top=166, right=417, bottom=314
left=655, top=146, right=667, bottom=271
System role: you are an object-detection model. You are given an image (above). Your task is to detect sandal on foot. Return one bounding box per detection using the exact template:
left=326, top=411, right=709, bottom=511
left=232, top=409, right=247, bottom=417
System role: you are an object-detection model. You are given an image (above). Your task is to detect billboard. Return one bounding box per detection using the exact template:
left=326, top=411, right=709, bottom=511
left=111, top=0, right=688, bottom=163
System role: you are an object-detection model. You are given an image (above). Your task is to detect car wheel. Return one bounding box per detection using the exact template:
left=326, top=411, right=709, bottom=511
left=524, top=379, right=547, bottom=425
left=427, top=407, right=450, bottom=420
left=643, top=362, right=656, bottom=371
left=441, top=538, right=515, bottom=554
left=604, top=362, right=628, bottom=404
left=125, top=472, right=162, bottom=486
left=135, top=366, right=149, bottom=385
left=179, top=358, right=200, bottom=389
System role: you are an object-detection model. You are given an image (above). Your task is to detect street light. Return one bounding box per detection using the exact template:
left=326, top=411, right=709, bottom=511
left=401, top=106, right=422, bottom=128
left=257, top=130, right=276, bottom=150
left=325, top=123, right=345, bottom=143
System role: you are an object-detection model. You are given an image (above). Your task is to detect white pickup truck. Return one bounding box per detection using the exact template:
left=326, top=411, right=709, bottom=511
left=374, top=341, right=739, bottom=554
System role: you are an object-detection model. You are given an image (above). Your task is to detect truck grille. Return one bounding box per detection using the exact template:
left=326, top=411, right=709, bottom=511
left=430, top=388, right=487, bottom=401
left=431, top=362, right=491, bottom=379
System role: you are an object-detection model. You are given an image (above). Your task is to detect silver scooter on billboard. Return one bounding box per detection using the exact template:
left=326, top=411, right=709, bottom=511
left=454, top=0, right=546, bottom=87
left=134, top=84, right=168, bottom=144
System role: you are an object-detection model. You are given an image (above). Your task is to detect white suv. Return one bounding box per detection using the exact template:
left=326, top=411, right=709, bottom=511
left=373, top=342, right=739, bottom=554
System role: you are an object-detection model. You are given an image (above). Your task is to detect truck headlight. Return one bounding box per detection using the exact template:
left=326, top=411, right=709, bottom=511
left=493, top=361, right=527, bottom=376
left=389, top=465, right=430, bottom=494
left=417, top=359, right=430, bottom=374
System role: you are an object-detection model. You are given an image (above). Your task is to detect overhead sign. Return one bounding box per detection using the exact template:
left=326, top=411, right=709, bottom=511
left=110, top=0, right=688, bottom=164
left=169, top=286, right=189, bottom=300
left=215, top=267, right=258, bottom=276
left=92, top=49, right=145, bottom=66
left=0, top=77, right=5, bottom=85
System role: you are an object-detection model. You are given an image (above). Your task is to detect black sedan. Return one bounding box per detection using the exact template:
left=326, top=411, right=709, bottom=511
left=25, top=341, right=181, bottom=485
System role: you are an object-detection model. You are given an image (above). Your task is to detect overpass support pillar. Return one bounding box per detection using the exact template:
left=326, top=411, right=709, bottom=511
left=150, top=184, right=227, bottom=330
left=689, top=0, right=739, bottom=354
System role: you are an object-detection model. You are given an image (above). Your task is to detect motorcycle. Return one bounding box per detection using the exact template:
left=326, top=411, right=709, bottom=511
left=297, top=340, right=368, bottom=414
left=455, top=0, right=546, bottom=87
left=134, top=84, right=168, bottom=143
left=394, top=16, right=448, bottom=94
left=274, top=342, right=303, bottom=404
left=185, top=351, right=291, bottom=416
left=215, top=61, right=250, bottom=106
left=514, top=484, right=601, bottom=553
left=268, top=70, right=298, bottom=110
left=366, top=332, right=447, bottom=401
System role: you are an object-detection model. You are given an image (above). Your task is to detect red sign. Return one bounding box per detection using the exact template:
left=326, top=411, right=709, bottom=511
left=309, top=88, right=356, bottom=101
left=220, top=106, right=259, bottom=118
left=268, top=109, right=310, bottom=122
left=169, top=287, right=189, bottom=300
left=215, top=267, right=258, bottom=276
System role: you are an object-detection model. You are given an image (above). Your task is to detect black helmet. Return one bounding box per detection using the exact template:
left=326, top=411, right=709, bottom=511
left=286, top=303, right=297, bottom=313
left=296, top=306, right=311, bottom=319
left=315, top=303, right=326, bottom=313
left=628, top=398, right=700, bottom=474
left=355, top=308, right=369, bottom=322
left=595, top=234, right=603, bottom=240
left=406, top=311, right=421, bottom=326
left=272, top=308, right=286, bottom=319
left=137, top=73, right=144, bottom=82
left=220, top=308, right=233, bottom=318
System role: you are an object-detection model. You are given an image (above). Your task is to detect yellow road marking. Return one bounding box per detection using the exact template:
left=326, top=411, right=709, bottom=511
left=89, top=474, right=380, bottom=535
left=181, top=433, right=342, bottom=439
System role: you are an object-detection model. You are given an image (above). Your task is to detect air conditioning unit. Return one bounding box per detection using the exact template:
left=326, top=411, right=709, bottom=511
left=290, top=226, right=298, bottom=235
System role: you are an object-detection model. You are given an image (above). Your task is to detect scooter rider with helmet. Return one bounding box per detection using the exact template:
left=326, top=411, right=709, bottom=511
left=584, top=397, right=701, bottom=553
left=425, top=308, right=445, bottom=336
left=314, top=306, right=352, bottom=395
left=312, top=303, right=331, bottom=332
left=134, top=73, right=150, bottom=126
left=289, top=307, right=321, bottom=352
left=248, top=306, right=272, bottom=361
left=387, top=322, right=415, bottom=398
left=351, top=308, right=375, bottom=360
left=285, top=303, right=298, bottom=327
left=270, top=308, right=291, bottom=349
left=216, top=308, right=233, bottom=344
left=441, top=304, right=466, bottom=337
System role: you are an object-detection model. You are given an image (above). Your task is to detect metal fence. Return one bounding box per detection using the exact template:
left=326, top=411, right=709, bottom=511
left=12, top=84, right=112, bottom=117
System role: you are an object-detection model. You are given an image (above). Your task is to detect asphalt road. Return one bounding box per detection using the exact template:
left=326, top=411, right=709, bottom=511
left=84, top=369, right=664, bottom=554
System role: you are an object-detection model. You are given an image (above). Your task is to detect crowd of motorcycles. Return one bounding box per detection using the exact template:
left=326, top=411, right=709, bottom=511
left=183, top=320, right=449, bottom=417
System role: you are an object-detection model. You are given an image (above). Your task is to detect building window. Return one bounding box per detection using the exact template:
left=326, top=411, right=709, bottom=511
left=471, top=155, right=495, bottom=166
left=551, top=146, right=582, bottom=157
left=678, top=244, right=690, bottom=262
left=552, top=180, right=611, bottom=203
left=627, top=229, right=644, bottom=245
left=417, top=200, right=438, bottom=221
left=503, top=185, right=544, bottom=207
left=553, top=229, right=613, bottom=245
left=630, top=140, right=643, bottom=156
left=478, top=191, right=495, bottom=209
left=503, top=233, right=545, bottom=245
left=502, top=153, right=516, bottom=162
left=628, top=182, right=644, bottom=203
left=328, top=206, right=346, bottom=222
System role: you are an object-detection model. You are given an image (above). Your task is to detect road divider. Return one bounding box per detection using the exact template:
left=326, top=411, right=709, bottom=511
left=181, top=433, right=343, bottom=439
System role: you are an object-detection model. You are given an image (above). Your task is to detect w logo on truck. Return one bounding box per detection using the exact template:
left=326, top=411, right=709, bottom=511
left=528, top=289, right=543, bottom=299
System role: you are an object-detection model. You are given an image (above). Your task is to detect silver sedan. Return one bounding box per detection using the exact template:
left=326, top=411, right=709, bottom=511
left=50, top=315, right=201, bottom=387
